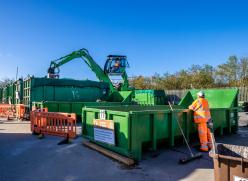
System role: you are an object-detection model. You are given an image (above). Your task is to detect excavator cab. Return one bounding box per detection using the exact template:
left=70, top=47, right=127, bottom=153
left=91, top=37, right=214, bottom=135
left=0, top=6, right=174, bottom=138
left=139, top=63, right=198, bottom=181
left=104, top=55, right=129, bottom=75
left=47, top=62, right=60, bottom=79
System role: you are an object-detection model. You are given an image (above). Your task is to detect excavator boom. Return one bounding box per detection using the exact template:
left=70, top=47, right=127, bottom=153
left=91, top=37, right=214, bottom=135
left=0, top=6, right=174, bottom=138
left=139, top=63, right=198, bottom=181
left=47, top=48, right=130, bottom=93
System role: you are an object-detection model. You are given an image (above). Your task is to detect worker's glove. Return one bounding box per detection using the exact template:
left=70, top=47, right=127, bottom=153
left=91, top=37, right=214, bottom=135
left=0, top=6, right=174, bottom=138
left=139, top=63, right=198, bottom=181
left=207, top=118, right=214, bottom=130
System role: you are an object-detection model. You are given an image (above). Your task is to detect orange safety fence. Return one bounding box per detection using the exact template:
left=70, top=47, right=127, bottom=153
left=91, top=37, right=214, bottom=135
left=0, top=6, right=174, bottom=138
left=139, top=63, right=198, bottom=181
left=0, top=104, right=15, bottom=120
left=15, top=104, right=26, bottom=120
left=30, top=109, right=77, bottom=139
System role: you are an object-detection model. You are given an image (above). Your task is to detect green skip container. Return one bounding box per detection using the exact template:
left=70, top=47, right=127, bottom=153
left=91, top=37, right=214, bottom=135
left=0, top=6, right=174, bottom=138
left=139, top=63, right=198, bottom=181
left=134, top=90, right=166, bottom=105
left=82, top=89, right=239, bottom=161
left=179, top=88, right=239, bottom=135
left=14, top=79, right=23, bottom=104
left=82, top=105, right=190, bottom=161
left=2, top=83, right=14, bottom=104
left=32, top=101, right=134, bottom=121
left=0, top=88, right=2, bottom=103
left=23, top=76, right=110, bottom=111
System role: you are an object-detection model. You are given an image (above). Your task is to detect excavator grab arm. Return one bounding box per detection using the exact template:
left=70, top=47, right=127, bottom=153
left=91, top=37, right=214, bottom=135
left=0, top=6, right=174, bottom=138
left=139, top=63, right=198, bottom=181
left=47, top=49, right=117, bottom=92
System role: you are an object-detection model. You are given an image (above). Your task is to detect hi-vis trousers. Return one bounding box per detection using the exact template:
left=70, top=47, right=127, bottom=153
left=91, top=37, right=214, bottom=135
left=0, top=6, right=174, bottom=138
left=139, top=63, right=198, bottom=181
left=197, top=122, right=212, bottom=151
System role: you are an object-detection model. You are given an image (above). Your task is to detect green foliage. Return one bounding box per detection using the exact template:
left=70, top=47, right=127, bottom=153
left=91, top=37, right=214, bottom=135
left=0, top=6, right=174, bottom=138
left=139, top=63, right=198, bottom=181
left=0, top=78, right=14, bottom=88
left=130, top=55, right=248, bottom=90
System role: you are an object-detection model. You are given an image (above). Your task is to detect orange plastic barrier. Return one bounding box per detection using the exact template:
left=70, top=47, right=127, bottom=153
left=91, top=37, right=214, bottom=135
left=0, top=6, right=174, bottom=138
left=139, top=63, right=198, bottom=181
left=15, top=104, right=26, bottom=120
left=0, top=104, right=15, bottom=120
left=31, top=109, right=77, bottom=139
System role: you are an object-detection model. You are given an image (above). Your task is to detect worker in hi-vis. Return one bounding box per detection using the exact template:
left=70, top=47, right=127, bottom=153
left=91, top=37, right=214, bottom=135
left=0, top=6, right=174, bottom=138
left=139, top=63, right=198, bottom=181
left=188, top=91, right=212, bottom=152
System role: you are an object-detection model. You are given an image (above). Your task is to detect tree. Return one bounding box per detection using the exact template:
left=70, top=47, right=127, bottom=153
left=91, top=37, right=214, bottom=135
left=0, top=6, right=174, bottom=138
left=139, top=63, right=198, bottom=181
left=130, top=55, right=248, bottom=90
left=239, top=57, right=248, bottom=86
left=0, top=78, right=14, bottom=88
left=215, top=55, right=239, bottom=86
left=129, top=76, right=147, bottom=89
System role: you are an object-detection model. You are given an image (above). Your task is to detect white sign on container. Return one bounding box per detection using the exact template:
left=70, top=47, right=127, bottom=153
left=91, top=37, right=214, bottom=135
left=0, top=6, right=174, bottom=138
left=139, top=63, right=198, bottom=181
left=93, top=119, right=115, bottom=145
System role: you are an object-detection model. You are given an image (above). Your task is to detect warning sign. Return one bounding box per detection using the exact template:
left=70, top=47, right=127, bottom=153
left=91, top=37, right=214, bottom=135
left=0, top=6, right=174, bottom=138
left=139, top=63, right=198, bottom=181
left=93, top=119, right=115, bottom=145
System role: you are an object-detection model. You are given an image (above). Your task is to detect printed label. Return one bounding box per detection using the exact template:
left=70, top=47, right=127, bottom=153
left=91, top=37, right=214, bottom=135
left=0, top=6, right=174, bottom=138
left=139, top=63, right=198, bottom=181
left=93, top=119, right=115, bottom=145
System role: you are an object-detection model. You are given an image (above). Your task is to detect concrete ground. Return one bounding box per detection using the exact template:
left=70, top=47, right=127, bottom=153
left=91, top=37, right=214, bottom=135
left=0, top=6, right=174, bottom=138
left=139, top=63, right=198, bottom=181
left=0, top=113, right=247, bottom=181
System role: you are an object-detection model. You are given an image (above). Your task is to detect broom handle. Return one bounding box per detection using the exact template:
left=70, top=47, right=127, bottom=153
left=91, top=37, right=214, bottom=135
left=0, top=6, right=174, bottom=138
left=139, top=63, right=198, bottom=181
left=168, top=102, right=194, bottom=157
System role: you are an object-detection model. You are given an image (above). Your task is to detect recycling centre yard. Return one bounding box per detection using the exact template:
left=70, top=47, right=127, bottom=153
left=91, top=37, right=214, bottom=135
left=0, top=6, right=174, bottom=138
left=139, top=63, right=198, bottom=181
left=0, top=112, right=247, bottom=181
left=2, top=1, right=248, bottom=181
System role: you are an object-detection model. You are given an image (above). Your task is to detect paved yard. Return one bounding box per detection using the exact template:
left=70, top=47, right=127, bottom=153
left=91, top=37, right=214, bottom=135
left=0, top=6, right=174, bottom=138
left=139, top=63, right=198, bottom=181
left=0, top=113, right=247, bottom=181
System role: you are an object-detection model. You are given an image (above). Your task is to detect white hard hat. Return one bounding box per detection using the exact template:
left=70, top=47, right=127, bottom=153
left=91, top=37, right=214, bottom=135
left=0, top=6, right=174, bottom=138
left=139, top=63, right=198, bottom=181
left=197, top=91, right=205, bottom=97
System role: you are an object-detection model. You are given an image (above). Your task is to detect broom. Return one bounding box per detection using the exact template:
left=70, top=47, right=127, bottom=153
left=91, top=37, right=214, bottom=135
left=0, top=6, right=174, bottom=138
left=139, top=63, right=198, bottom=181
left=168, top=102, right=202, bottom=164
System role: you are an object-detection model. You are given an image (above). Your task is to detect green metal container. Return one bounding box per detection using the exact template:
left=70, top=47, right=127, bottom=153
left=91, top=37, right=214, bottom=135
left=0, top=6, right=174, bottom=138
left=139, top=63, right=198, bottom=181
left=82, top=105, right=189, bottom=161
left=2, top=83, right=15, bottom=104
left=32, top=101, right=134, bottom=121
left=23, top=76, right=110, bottom=110
left=134, top=90, right=166, bottom=105
left=8, top=84, right=15, bottom=104
left=82, top=89, right=238, bottom=161
left=2, top=86, right=7, bottom=103
left=14, top=79, right=23, bottom=104
left=0, top=88, right=2, bottom=103
left=179, top=88, right=239, bottom=134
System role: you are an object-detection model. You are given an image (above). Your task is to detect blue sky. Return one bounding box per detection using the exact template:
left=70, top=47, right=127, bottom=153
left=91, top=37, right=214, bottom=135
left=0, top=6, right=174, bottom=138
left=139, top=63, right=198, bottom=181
left=0, top=0, right=248, bottom=80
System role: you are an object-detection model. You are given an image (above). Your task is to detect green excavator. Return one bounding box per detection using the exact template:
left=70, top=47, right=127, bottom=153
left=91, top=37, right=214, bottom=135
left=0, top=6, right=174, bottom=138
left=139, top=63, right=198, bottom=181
left=47, top=48, right=133, bottom=102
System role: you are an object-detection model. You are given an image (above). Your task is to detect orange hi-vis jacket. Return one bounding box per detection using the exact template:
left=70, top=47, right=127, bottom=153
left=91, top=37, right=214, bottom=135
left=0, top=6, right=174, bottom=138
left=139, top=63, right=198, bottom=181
left=189, top=98, right=211, bottom=123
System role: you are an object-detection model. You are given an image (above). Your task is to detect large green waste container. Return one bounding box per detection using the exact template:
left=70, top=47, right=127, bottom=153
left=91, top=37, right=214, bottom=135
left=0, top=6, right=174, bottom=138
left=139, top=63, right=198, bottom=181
left=23, top=76, right=110, bottom=110
left=14, top=79, right=23, bottom=104
left=9, top=84, right=15, bottom=104
left=134, top=90, right=166, bottom=105
left=2, top=83, right=14, bottom=104
left=82, top=105, right=189, bottom=161
left=0, top=88, right=2, bottom=103
left=179, top=88, right=239, bottom=135
left=2, top=86, right=7, bottom=103
left=33, top=101, right=134, bottom=121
